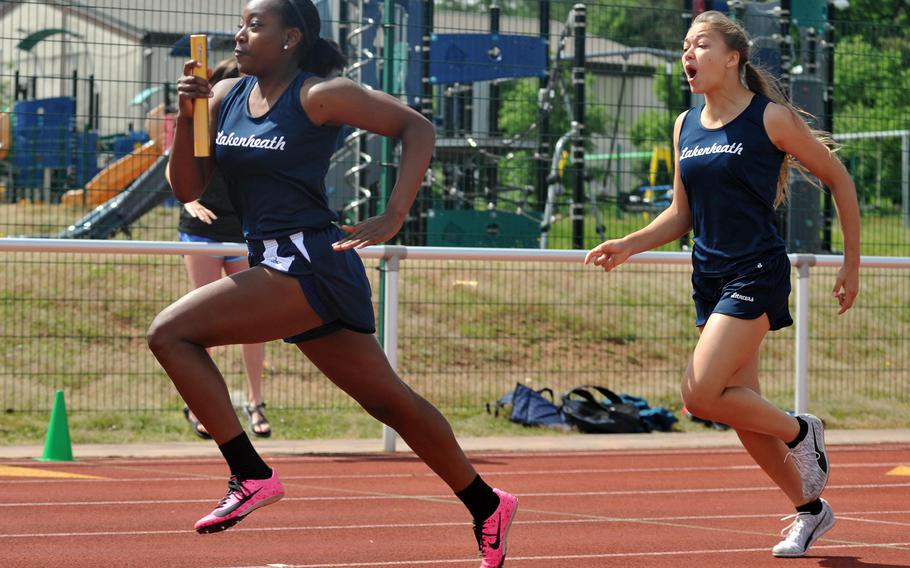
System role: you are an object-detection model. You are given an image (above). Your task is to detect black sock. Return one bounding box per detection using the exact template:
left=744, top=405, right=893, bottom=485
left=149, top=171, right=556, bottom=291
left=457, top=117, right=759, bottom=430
left=455, top=475, right=500, bottom=522
left=218, top=432, right=272, bottom=480
left=796, top=498, right=823, bottom=516
left=786, top=416, right=809, bottom=449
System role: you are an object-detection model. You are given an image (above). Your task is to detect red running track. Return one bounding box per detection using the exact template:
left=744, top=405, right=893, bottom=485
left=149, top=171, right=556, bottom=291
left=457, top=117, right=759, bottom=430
left=2, top=444, right=909, bottom=567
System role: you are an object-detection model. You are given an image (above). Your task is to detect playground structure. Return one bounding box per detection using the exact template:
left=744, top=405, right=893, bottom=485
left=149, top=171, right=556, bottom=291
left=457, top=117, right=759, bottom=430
left=1, top=24, right=196, bottom=238
left=0, top=0, right=854, bottom=250
left=59, top=104, right=169, bottom=208
left=322, top=1, right=601, bottom=248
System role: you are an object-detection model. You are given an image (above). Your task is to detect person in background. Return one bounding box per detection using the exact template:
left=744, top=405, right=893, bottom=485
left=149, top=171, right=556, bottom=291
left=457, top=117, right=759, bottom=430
left=177, top=57, right=270, bottom=439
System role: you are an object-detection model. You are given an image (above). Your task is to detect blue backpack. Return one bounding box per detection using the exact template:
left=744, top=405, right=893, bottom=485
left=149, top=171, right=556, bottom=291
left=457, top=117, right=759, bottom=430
left=494, top=383, right=568, bottom=428
left=617, top=393, right=678, bottom=432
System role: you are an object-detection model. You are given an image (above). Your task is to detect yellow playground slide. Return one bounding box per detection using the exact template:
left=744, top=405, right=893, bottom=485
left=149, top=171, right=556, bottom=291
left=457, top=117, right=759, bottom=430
left=61, top=104, right=167, bottom=207
left=61, top=139, right=162, bottom=206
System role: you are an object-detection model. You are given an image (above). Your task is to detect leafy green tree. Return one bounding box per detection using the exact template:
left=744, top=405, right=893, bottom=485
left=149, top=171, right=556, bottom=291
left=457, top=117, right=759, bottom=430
left=837, top=0, right=910, bottom=29
left=497, top=72, right=608, bottom=199
left=834, top=34, right=910, bottom=205
left=626, top=62, right=683, bottom=186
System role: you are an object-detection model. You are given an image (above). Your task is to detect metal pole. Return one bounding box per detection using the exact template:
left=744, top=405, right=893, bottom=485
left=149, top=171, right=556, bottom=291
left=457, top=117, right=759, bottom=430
left=339, top=0, right=349, bottom=49
left=822, top=8, right=835, bottom=250
left=536, top=0, right=551, bottom=211
left=420, top=0, right=434, bottom=125
left=488, top=3, right=501, bottom=210
left=793, top=255, right=814, bottom=414
left=381, top=252, right=401, bottom=452
left=414, top=0, right=434, bottom=245
left=88, top=75, right=96, bottom=130
left=902, top=133, right=910, bottom=228
left=779, top=0, right=792, bottom=96
left=776, top=0, right=792, bottom=238
left=378, top=0, right=397, bottom=449
left=571, top=4, right=586, bottom=249
left=377, top=0, right=396, bottom=339
left=489, top=3, right=501, bottom=136
left=681, top=0, right=692, bottom=110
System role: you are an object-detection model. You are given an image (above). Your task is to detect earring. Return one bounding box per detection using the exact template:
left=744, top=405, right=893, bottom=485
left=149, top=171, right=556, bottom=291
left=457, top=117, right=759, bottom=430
left=283, top=44, right=289, bottom=51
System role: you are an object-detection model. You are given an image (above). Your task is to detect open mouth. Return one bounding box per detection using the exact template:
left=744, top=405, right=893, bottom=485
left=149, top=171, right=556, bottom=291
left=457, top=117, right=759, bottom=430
left=684, top=64, right=697, bottom=80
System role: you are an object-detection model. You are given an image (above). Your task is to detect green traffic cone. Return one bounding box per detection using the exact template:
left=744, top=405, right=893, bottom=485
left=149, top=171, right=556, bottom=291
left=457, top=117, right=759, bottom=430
left=38, top=390, right=73, bottom=462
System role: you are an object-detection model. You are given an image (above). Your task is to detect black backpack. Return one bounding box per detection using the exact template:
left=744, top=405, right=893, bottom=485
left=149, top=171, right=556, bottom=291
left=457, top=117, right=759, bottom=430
left=560, top=385, right=649, bottom=434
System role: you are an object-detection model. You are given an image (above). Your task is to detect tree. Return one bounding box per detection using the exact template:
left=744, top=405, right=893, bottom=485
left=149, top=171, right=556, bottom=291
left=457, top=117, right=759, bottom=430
left=497, top=72, right=608, bottom=199
left=834, top=34, right=910, bottom=205
left=626, top=62, right=684, bottom=187
left=586, top=0, right=682, bottom=50
left=837, top=0, right=910, bottom=30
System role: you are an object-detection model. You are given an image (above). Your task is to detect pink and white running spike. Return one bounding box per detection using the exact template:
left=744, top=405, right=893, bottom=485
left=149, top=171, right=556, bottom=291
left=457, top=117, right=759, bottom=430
left=194, top=469, right=285, bottom=534
left=475, top=488, right=519, bottom=568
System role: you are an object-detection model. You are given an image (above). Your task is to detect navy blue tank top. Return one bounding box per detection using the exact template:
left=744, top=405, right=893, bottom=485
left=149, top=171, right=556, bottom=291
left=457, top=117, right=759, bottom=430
left=679, top=95, right=786, bottom=275
left=215, top=72, right=341, bottom=239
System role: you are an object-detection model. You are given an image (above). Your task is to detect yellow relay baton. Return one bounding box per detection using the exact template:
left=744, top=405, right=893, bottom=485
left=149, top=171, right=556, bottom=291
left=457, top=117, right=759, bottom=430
left=190, top=34, right=209, bottom=157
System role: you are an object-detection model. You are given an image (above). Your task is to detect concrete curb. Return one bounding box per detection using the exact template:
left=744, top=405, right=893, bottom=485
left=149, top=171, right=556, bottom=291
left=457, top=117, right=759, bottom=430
left=3, top=429, right=909, bottom=460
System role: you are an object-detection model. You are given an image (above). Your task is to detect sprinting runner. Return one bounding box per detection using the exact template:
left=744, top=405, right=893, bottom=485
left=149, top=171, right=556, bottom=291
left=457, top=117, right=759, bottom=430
left=585, top=10, right=859, bottom=558
left=149, top=1, right=516, bottom=565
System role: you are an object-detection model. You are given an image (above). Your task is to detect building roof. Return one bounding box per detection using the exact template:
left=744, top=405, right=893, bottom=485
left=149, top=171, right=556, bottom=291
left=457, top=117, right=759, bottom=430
left=0, top=0, right=241, bottom=43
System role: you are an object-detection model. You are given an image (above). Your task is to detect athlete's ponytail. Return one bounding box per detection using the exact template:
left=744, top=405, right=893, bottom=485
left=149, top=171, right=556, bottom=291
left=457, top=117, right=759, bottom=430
left=692, top=11, right=838, bottom=207
left=279, top=0, right=348, bottom=77
left=301, top=37, right=347, bottom=78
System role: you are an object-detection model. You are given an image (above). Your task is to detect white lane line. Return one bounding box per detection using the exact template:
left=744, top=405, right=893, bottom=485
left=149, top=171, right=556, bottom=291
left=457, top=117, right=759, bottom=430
left=4, top=462, right=907, bottom=484
left=6, top=443, right=904, bottom=469
left=6, top=482, right=910, bottom=506
left=213, top=542, right=910, bottom=568
left=839, top=516, right=910, bottom=528
left=4, top=512, right=910, bottom=539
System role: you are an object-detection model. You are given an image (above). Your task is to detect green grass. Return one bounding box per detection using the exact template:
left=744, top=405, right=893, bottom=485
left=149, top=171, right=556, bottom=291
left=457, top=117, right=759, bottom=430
left=0, top=401, right=788, bottom=446
left=0, top=406, right=582, bottom=445
left=544, top=202, right=910, bottom=256
left=1, top=202, right=909, bottom=444
left=7, top=391, right=905, bottom=446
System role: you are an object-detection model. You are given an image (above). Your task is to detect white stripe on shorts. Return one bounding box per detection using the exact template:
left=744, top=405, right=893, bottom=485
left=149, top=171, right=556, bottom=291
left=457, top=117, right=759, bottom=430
left=261, top=238, right=296, bottom=273
left=289, top=231, right=311, bottom=262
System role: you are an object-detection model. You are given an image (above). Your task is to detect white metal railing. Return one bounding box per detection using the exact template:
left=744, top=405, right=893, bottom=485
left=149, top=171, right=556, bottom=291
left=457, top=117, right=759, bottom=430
left=2, top=238, right=909, bottom=450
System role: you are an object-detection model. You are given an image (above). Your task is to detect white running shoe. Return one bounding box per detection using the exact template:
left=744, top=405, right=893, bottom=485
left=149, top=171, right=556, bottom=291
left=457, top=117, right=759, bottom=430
left=784, top=414, right=829, bottom=501
left=772, top=499, right=836, bottom=557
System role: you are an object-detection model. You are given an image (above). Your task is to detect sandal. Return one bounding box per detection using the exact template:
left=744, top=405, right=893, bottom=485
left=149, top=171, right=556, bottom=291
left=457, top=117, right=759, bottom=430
left=183, top=405, right=212, bottom=440
left=244, top=402, right=272, bottom=438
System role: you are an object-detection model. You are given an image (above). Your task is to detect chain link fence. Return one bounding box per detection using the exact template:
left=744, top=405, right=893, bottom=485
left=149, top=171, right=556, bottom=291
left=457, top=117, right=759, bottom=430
left=0, top=1, right=907, bottom=425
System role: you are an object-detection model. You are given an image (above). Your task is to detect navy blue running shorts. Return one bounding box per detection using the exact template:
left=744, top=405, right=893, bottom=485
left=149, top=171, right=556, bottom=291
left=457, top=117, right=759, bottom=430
left=691, top=252, right=793, bottom=331
left=247, top=225, right=376, bottom=343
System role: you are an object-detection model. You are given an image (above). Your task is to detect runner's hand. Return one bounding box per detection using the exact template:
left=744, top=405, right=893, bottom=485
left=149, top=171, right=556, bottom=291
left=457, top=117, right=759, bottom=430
left=176, top=60, right=212, bottom=118
left=183, top=201, right=217, bottom=224
left=832, top=262, right=859, bottom=315
left=584, top=239, right=633, bottom=272
left=332, top=213, right=403, bottom=250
